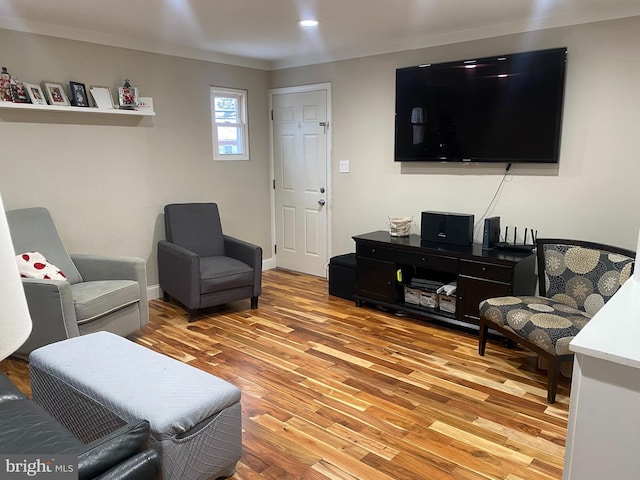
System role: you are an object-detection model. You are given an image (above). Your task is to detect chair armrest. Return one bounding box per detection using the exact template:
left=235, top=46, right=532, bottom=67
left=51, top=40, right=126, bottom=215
left=71, top=255, right=146, bottom=285
left=223, top=235, right=262, bottom=267
left=157, top=240, right=201, bottom=309
left=77, top=420, right=154, bottom=480
left=17, top=279, right=79, bottom=358
left=71, top=255, right=148, bottom=326
left=224, top=235, right=262, bottom=297
left=93, top=449, right=161, bottom=480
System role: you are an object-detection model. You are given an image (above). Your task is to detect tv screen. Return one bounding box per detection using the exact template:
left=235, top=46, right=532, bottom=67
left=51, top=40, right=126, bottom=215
left=394, top=47, right=567, bottom=163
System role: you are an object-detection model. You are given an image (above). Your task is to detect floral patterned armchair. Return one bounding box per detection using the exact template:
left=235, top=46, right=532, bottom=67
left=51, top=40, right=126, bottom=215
left=478, top=238, right=634, bottom=403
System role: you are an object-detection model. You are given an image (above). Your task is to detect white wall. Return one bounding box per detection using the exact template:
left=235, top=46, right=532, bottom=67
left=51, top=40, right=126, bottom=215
left=270, top=17, right=640, bottom=256
left=0, top=29, right=272, bottom=286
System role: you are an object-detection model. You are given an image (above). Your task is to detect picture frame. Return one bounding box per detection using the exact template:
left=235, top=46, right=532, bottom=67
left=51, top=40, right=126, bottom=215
left=69, top=81, right=89, bottom=107
left=24, top=83, right=47, bottom=105
left=10, top=78, right=30, bottom=103
left=89, top=85, right=115, bottom=110
left=41, top=81, right=70, bottom=106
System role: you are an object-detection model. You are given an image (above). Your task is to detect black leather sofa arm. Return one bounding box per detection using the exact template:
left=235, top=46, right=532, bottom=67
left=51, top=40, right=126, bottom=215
left=94, top=449, right=161, bottom=480
left=0, top=371, right=161, bottom=480
left=78, top=420, right=157, bottom=480
left=0, top=399, right=82, bottom=453
left=0, top=373, right=27, bottom=403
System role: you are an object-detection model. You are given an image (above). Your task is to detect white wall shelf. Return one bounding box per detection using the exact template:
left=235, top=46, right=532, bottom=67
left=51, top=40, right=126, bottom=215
left=0, top=101, right=155, bottom=116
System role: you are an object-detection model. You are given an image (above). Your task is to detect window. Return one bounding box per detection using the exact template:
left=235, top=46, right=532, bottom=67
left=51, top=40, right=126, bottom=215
left=211, top=87, right=249, bottom=161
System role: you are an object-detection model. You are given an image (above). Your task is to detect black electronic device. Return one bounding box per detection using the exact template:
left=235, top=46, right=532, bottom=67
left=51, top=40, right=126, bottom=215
left=421, top=211, right=474, bottom=246
left=494, top=226, right=537, bottom=252
left=482, top=217, right=500, bottom=250
left=394, top=47, right=568, bottom=164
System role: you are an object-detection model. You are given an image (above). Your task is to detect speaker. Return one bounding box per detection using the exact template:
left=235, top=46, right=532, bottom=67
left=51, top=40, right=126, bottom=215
left=482, top=217, right=501, bottom=250
left=421, top=211, right=474, bottom=246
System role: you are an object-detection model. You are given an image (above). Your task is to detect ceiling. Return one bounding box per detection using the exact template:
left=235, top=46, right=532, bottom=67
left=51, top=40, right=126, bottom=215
left=0, top=0, right=638, bottom=70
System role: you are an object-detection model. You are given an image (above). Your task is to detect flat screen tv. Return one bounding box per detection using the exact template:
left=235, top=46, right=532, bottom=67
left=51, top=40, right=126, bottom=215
left=394, top=47, right=567, bottom=163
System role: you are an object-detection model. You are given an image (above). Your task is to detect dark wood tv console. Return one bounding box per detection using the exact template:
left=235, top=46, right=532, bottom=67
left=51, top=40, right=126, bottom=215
left=353, top=231, right=537, bottom=333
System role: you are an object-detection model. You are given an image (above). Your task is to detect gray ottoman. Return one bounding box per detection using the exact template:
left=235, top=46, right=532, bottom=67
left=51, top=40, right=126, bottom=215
left=29, top=331, right=242, bottom=480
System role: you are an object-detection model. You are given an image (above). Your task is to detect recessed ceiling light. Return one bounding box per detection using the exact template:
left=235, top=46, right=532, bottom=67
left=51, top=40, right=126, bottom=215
left=298, top=19, right=319, bottom=27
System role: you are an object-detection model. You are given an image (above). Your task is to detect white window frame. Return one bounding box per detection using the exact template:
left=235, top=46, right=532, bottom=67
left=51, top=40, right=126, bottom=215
left=210, top=86, right=249, bottom=161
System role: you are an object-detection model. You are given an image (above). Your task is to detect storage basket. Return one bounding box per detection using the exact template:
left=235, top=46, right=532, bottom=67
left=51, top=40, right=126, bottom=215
left=419, top=290, right=439, bottom=308
left=438, top=294, right=456, bottom=313
left=404, top=286, right=421, bottom=305
left=388, top=216, right=412, bottom=237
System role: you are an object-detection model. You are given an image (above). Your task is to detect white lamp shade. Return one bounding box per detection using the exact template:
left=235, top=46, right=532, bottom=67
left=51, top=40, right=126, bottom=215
left=0, top=193, right=32, bottom=360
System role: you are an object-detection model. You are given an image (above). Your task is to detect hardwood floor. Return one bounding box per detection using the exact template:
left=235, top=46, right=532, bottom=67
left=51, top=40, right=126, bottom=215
left=0, top=269, right=569, bottom=479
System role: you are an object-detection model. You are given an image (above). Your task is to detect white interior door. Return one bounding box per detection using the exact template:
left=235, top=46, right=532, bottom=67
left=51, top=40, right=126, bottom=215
left=271, top=86, right=330, bottom=277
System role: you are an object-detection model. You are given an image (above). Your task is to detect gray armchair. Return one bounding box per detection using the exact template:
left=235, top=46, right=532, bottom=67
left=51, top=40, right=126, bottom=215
left=158, top=202, right=262, bottom=322
left=6, top=207, right=148, bottom=358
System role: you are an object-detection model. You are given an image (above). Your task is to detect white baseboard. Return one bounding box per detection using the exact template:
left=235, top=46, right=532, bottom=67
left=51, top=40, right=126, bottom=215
left=148, top=257, right=277, bottom=300
left=147, top=284, right=162, bottom=300
left=263, top=256, right=276, bottom=271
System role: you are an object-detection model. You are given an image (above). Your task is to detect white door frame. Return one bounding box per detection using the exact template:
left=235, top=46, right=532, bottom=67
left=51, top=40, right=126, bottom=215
left=268, top=82, right=332, bottom=277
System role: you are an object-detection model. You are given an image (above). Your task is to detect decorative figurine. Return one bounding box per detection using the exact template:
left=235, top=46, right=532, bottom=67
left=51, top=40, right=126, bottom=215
left=118, top=78, right=139, bottom=109
left=0, top=67, right=13, bottom=102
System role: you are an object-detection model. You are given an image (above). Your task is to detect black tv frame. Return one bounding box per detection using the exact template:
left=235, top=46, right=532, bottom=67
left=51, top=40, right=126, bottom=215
left=394, top=47, right=568, bottom=164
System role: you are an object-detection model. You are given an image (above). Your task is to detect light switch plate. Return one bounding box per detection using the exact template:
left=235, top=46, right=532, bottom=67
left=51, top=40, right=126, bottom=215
left=339, top=160, right=349, bottom=173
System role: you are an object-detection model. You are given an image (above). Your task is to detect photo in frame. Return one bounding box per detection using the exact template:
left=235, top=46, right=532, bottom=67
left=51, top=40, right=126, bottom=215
left=89, top=85, right=114, bottom=110
left=41, top=81, right=70, bottom=106
left=10, top=77, right=30, bottom=103
left=24, top=83, right=47, bottom=105
left=69, top=81, right=89, bottom=107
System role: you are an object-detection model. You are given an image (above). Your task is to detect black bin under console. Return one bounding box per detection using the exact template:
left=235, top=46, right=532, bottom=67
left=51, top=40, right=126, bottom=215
left=329, top=253, right=357, bottom=300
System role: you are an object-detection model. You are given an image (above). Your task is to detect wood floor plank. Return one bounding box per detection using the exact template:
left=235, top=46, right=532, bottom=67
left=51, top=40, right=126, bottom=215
left=0, top=268, right=569, bottom=479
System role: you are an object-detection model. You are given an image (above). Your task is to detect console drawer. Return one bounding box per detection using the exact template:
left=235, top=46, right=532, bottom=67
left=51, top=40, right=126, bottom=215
left=395, top=251, right=458, bottom=273
left=459, top=259, right=512, bottom=282
left=356, top=244, right=395, bottom=262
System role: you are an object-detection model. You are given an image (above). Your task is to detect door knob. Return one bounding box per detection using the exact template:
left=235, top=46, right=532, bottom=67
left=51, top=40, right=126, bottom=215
left=318, top=199, right=326, bottom=206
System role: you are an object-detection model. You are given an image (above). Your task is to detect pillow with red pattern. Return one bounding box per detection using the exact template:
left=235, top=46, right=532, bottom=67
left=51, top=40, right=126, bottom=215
left=16, top=251, right=66, bottom=280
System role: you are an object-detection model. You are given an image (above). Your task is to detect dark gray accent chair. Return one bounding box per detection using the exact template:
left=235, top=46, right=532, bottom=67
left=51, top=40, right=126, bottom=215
left=479, top=238, right=634, bottom=403
left=6, top=207, right=148, bottom=358
left=158, top=202, right=262, bottom=322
